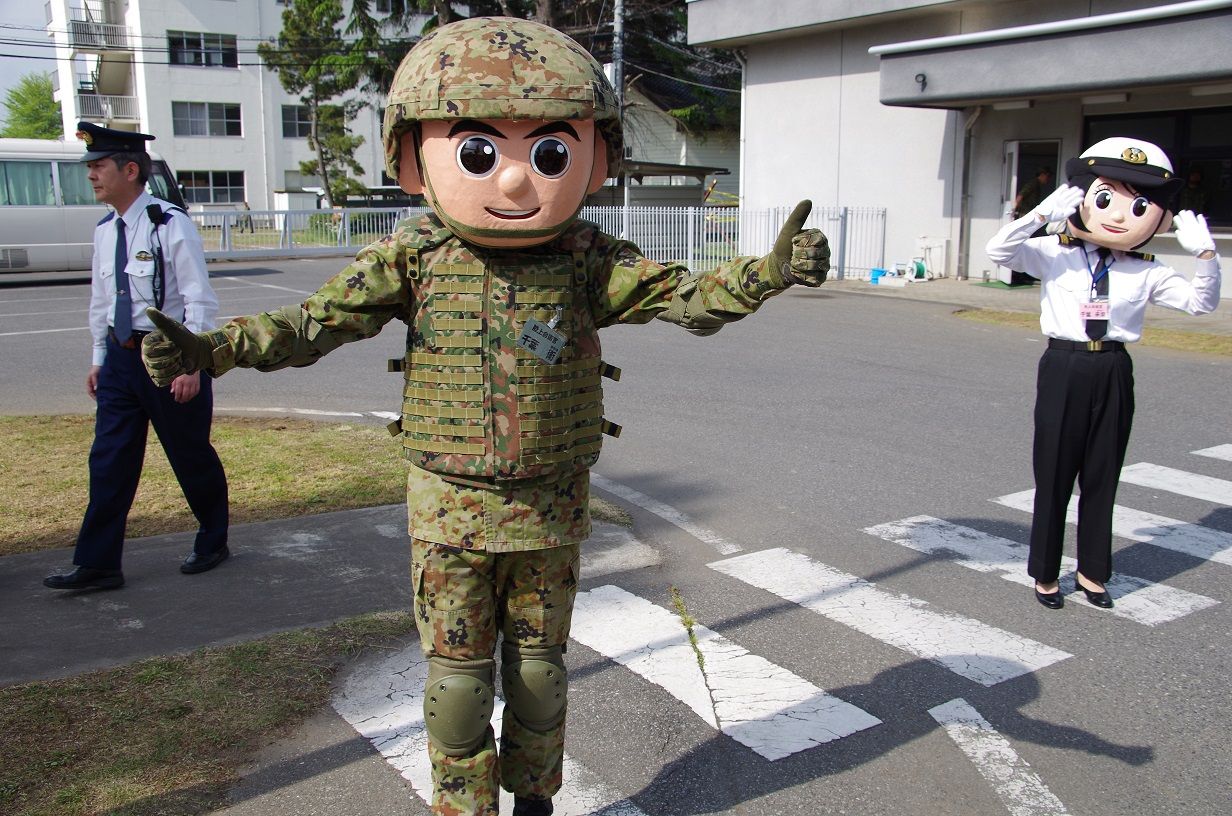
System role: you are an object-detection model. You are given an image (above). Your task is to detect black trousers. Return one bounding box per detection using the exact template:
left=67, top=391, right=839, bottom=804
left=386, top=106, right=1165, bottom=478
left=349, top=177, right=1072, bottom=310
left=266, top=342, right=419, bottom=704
left=1028, top=345, right=1134, bottom=584
left=74, top=334, right=229, bottom=570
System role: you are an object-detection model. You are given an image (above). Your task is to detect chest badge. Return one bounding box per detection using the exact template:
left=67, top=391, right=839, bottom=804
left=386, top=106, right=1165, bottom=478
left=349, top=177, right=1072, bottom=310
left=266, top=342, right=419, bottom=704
left=517, top=306, right=567, bottom=365
left=135, top=250, right=154, bottom=262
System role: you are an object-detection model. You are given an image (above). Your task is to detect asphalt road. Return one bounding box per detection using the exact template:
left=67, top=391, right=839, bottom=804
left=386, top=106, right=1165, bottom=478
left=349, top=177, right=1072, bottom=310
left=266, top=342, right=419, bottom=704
left=3, top=261, right=1231, bottom=815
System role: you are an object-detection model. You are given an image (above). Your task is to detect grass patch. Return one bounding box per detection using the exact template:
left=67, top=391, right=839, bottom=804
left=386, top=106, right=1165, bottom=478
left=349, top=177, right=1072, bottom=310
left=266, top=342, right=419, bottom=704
left=952, top=308, right=1232, bottom=356
left=0, top=416, right=409, bottom=557
left=1, top=415, right=634, bottom=557
left=0, top=611, right=416, bottom=816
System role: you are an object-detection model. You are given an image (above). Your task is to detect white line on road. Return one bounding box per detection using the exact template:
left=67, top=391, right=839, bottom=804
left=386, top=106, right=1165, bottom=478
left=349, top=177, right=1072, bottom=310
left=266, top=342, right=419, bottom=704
left=708, top=548, right=1071, bottom=686
left=867, top=514, right=1217, bottom=626
left=1193, top=444, right=1232, bottom=463
left=0, top=326, right=89, bottom=337
left=571, top=584, right=881, bottom=761
left=217, top=405, right=366, bottom=418
left=995, top=488, right=1232, bottom=567
left=590, top=473, right=741, bottom=555
left=1119, top=462, right=1232, bottom=506
left=928, top=698, right=1072, bottom=816
left=215, top=275, right=315, bottom=296
left=333, top=644, right=647, bottom=816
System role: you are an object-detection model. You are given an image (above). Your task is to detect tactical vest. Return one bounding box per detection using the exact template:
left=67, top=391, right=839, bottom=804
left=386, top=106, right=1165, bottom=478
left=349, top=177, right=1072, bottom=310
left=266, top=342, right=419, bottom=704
left=388, top=217, right=620, bottom=483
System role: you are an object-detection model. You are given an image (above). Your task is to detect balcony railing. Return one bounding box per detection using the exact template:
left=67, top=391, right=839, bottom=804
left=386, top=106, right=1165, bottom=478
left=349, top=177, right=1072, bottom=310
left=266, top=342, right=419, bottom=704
left=67, top=19, right=130, bottom=51
left=76, top=93, right=140, bottom=121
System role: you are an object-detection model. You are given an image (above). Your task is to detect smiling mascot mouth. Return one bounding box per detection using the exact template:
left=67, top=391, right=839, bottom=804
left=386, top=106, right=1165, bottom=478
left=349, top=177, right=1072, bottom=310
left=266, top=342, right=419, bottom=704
left=486, top=207, right=541, bottom=220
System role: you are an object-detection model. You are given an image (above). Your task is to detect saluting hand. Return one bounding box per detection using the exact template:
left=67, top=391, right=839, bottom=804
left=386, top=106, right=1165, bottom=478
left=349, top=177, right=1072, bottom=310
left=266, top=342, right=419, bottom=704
left=770, top=200, right=830, bottom=287
left=1032, top=184, right=1083, bottom=223
left=142, top=308, right=215, bottom=388
left=1173, top=210, right=1217, bottom=259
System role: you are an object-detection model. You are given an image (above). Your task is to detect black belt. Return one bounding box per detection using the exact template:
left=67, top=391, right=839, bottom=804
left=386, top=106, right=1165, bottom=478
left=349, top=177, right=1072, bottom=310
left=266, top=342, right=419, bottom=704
left=108, top=327, right=150, bottom=350
left=1048, top=338, right=1125, bottom=352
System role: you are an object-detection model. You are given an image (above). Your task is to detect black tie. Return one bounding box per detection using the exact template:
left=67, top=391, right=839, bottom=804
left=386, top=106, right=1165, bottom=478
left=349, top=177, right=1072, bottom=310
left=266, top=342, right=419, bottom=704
left=1086, top=246, right=1111, bottom=341
left=113, top=218, right=132, bottom=343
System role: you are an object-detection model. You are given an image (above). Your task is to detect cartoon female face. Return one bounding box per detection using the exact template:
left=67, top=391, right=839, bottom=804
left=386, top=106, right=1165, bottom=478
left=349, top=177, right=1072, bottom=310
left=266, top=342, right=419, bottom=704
left=399, top=118, right=609, bottom=248
left=1070, top=177, right=1172, bottom=251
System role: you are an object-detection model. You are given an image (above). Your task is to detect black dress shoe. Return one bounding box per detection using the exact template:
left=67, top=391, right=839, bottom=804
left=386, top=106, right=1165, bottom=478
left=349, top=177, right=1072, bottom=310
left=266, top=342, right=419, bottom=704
left=513, top=796, right=553, bottom=816
left=43, top=566, right=124, bottom=590
left=1034, top=585, right=1064, bottom=609
left=181, top=545, right=230, bottom=575
left=1075, top=579, right=1114, bottom=608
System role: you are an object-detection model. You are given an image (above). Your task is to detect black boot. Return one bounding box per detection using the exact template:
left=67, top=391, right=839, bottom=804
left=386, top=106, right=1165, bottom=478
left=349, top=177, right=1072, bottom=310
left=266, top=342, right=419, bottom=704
left=513, top=796, right=553, bottom=816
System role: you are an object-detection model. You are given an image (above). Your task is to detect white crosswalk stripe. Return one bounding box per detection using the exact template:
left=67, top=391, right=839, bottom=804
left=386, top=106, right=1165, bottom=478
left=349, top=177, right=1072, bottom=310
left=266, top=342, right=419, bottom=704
left=929, top=698, right=1072, bottom=816
left=708, top=548, right=1071, bottom=686
left=570, top=584, right=881, bottom=760
left=1192, top=444, right=1232, bottom=463
left=865, top=514, right=1218, bottom=626
left=1119, top=462, right=1232, bottom=505
left=333, top=645, right=648, bottom=816
left=994, top=489, right=1232, bottom=567
left=591, top=473, right=742, bottom=555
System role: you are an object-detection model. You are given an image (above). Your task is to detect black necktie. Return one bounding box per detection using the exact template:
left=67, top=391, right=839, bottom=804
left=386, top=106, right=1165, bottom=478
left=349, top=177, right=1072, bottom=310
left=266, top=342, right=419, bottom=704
left=113, top=218, right=132, bottom=343
left=1086, top=247, right=1110, bottom=341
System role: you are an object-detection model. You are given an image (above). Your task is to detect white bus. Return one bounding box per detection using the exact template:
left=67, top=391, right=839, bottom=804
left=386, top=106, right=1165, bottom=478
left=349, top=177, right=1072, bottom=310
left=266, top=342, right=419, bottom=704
left=0, top=138, right=185, bottom=274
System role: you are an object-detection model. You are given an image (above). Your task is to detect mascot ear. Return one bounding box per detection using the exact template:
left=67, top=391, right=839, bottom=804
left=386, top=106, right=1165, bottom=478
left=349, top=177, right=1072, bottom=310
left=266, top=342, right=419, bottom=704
left=587, top=130, right=610, bottom=195
left=397, top=131, right=424, bottom=195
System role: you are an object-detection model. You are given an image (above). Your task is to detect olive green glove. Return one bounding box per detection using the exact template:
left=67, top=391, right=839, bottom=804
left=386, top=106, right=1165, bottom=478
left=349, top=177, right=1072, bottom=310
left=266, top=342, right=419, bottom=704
left=770, top=200, right=830, bottom=287
left=141, top=308, right=216, bottom=387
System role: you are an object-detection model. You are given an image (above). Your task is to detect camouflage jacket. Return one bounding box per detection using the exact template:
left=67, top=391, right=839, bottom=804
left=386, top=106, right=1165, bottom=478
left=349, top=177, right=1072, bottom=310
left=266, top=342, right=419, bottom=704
left=208, top=213, right=791, bottom=550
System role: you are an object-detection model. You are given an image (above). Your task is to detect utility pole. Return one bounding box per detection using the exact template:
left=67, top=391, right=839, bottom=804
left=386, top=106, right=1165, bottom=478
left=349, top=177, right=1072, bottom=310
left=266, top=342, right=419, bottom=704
left=613, top=0, right=629, bottom=236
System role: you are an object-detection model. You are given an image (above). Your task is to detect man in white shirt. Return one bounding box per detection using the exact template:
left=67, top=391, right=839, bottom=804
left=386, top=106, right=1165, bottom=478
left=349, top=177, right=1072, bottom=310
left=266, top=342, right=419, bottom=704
left=986, top=137, right=1220, bottom=611
left=44, top=122, right=229, bottom=590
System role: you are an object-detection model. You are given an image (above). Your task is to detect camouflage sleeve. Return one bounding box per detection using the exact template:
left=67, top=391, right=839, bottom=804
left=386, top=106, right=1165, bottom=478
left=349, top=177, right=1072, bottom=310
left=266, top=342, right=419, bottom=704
left=588, top=232, right=788, bottom=336
left=211, top=232, right=415, bottom=375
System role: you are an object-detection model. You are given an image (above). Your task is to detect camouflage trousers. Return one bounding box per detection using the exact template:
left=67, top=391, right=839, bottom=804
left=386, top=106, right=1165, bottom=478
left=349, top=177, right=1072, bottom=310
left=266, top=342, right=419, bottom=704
left=411, top=537, right=581, bottom=816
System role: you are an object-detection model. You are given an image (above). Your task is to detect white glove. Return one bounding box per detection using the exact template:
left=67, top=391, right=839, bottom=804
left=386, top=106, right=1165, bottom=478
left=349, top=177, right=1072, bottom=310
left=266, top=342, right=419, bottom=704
left=1032, top=184, right=1084, bottom=223
left=1173, top=210, right=1216, bottom=256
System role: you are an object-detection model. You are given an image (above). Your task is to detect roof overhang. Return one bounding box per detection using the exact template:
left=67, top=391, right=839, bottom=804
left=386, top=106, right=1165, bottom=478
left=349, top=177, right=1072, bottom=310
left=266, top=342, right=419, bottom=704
left=871, top=0, right=1232, bottom=109
left=622, top=160, right=731, bottom=183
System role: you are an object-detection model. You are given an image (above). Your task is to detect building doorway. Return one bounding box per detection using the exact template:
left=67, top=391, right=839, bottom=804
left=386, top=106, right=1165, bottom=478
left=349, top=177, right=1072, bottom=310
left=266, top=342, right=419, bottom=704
left=997, top=139, right=1060, bottom=283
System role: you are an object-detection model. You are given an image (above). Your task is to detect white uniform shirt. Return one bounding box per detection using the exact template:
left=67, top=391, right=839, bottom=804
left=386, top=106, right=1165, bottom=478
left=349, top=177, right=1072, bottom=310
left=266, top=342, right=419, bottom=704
left=89, top=191, right=218, bottom=365
left=986, top=213, right=1221, bottom=343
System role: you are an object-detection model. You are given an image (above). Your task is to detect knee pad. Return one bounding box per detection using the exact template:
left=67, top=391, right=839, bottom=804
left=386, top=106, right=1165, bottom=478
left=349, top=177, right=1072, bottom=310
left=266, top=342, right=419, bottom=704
left=500, top=643, right=567, bottom=732
left=424, top=656, right=496, bottom=757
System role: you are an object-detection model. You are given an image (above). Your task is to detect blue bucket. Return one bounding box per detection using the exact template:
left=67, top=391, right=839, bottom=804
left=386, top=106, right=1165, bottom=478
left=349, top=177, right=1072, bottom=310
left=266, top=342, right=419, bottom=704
left=870, top=268, right=886, bottom=284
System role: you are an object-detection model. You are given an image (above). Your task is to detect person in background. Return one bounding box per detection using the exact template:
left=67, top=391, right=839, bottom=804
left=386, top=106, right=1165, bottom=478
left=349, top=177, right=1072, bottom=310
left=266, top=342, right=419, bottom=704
left=43, top=122, right=229, bottom=591
left=987, top=137, right=1220, bottom=611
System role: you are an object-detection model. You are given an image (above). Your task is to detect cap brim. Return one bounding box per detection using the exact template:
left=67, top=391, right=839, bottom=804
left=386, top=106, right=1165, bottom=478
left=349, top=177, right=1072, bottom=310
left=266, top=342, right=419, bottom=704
left=80, top=148, right=119, bottom=161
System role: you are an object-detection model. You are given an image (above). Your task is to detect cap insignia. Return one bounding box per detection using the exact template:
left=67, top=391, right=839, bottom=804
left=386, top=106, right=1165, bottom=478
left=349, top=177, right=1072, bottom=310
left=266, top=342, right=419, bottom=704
left=76, top=130, right=93, bottom=146
left=1121, top=146, right=1147, bottom=164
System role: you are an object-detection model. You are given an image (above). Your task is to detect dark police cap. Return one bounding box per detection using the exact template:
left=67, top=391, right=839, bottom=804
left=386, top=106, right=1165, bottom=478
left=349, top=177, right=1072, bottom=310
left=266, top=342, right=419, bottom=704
left=75, top=121, right=155, bottom=161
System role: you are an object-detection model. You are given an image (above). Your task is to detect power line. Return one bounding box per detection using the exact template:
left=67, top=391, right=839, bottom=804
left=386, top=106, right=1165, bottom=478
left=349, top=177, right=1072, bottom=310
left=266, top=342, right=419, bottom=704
left=624, top=61, right=739, bottom=94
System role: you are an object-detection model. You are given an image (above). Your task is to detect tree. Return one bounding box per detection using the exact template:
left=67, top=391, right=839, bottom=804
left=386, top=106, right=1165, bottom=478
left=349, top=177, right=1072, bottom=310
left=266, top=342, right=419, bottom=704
left=258, top=0, right=365, bottom=207
left=1, top=73, right=63, bottom=139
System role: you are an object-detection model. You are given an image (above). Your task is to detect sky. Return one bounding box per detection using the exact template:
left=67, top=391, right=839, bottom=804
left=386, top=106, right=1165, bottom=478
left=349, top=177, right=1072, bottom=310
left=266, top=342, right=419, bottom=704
left=0, top=0, right=61, bottom=128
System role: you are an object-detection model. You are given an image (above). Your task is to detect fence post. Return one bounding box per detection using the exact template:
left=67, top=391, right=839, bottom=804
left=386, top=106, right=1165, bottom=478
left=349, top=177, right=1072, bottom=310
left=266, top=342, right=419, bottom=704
left=686, top=206, right=696, bottom=270
left=343, top=211, right=352, bottom=247
left=281, top=212, right=292, bottom=249
left=835, top=207, right=849, bottom=281
left=221, top=213, right=232, bottom=252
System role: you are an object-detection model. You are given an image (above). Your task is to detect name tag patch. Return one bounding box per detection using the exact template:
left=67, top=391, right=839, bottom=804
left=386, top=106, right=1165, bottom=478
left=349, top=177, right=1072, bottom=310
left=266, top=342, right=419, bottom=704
left=517, top=316, right=566, bottom=364
left=1079, top=301, right=1109, bottom=320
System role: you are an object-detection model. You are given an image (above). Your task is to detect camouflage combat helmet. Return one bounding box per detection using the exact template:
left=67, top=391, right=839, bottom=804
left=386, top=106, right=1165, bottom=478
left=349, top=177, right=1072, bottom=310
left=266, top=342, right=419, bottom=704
left=382, top=16, right=623, bottom=180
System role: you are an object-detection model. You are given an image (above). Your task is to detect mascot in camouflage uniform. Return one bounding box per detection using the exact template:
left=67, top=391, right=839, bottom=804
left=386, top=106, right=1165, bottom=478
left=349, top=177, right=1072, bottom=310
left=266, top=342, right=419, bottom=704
left=142, top=17, right=829, bottom=816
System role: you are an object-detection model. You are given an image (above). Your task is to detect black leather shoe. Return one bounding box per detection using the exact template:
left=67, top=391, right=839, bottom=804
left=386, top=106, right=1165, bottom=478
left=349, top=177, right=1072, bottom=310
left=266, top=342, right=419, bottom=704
left=1034, top=585, right=1064, bottom=609
left=513, top=796, right=553, bottom=816
left=1075, top=579, right=1113, bottom=608
left=43, top=566, right=124, bottom=590
left=181, top=545, right=230, bottom=575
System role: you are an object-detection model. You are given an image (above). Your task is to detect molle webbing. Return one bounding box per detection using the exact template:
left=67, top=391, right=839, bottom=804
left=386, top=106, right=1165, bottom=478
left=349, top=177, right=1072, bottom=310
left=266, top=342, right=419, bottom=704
left=394, top=246, right=617, bottom=481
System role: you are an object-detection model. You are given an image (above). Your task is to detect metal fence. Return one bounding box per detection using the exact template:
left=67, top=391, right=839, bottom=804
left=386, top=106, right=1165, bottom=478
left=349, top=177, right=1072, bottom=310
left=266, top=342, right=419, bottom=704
left=192, top=204, right=887, bottom=279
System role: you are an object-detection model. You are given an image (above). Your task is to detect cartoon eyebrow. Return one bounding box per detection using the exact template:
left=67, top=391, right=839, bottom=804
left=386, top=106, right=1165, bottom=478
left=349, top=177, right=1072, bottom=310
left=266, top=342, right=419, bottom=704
left=448, top=120, right=507, bottom=139
left=525, top=121, right=581, bottom=141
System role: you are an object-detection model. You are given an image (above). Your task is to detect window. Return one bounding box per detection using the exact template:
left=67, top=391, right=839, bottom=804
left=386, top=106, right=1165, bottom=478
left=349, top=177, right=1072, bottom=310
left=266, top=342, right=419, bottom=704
left=168, top=30, right=238, bottom=68
left=281, top=105, right=312, bottom=138
left=57, top=161, right=95, bottom=205
left=173, top=101, right=242, bottom=136
left=178, top=170, right=245, bottom=204
left=0, top=161, right=54, bottom=206
left=1085, top=105, right=1232, bottom=226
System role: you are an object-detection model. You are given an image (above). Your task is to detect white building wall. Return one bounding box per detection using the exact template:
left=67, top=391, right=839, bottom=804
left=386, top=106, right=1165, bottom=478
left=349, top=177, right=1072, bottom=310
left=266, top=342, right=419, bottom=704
left=623, top=86, right=740, bottom=196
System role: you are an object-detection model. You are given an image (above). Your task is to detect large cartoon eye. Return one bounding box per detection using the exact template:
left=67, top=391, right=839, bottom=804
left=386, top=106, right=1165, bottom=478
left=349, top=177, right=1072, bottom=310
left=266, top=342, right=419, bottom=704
left=530, top=136, right=571, bottom=178
left=457, top=136, right=498, bottom=177
left=1093, top=190, right=1113, bottom=209
left=1131, top=196, right=1150, bottom=217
